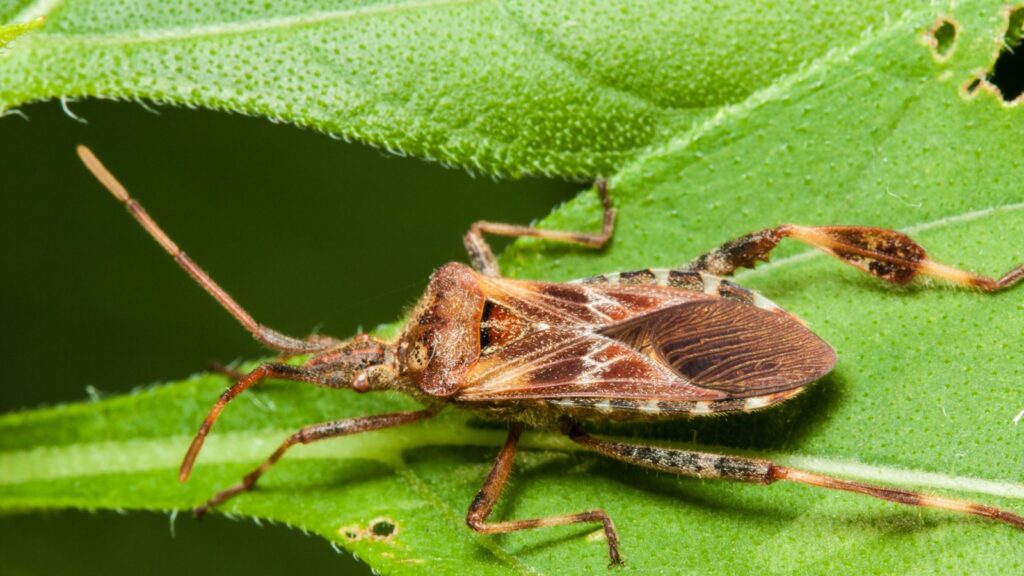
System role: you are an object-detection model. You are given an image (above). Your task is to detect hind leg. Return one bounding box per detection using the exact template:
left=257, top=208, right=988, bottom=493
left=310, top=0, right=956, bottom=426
left=684, top=224, right=1022, bottom=291
left=565, top=422, right=1024, bottom=530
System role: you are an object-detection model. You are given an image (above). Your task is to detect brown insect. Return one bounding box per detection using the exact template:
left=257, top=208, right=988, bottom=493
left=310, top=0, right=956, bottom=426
left=77, top=145, right=1023, bottom=566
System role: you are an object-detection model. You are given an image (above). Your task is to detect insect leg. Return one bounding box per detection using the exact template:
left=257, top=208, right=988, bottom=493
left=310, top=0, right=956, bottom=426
left=77, top=145, right=337, bottom=354
left=194, top=409, right=436, bottom=518
left=463, top=179, right=615, bottom=276
left=566, top=424, right=1024, bottom=530
left=683, top=224, right=1022, bottom=291
left=466, top=423, right=623, bottom=566
left=180, top=363, right=332, bottom=482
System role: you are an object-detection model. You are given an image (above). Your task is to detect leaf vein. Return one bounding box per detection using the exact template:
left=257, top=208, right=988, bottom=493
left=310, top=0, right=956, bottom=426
left=11, top=0, right=62, bottom=23
left=498, top=1, right=676, bottom=116
left=612, top=8, right=924, bottom=187
left=25, top=0, right=485, bottom=47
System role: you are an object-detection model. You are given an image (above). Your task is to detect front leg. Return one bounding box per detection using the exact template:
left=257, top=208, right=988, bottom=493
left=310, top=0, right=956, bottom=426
left=684, top=225, right=1022, bottom=291
left=194, top=409, right=437, bottom=517
left=466, top=423, right=623, bottom=566
left=463, top=179, right=615, bottom=276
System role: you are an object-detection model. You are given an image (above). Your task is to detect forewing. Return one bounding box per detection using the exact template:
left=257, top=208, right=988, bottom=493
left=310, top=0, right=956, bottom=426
left=458, top=327, right=727, bottom=402
left=601, top=299, right=837, bottom=396
left=458, top=298, right=835, bottom=403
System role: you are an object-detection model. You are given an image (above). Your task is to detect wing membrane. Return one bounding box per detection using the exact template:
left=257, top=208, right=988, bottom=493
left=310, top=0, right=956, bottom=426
left=601, top=299, right=836, bottom=396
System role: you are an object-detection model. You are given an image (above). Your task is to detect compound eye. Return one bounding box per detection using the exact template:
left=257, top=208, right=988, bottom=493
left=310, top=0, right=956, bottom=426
left=352, top=371, right=370, bottom=393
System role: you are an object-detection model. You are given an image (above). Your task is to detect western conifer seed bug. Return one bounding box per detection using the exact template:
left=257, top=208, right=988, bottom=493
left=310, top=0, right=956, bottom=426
left=77, top=145, right=1024, bottom=567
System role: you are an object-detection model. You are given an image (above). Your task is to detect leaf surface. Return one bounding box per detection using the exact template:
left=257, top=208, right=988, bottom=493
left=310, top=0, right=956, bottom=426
left=2, top=1, right=1024, bottom=574
left=3, top=0, right=913, bottom=176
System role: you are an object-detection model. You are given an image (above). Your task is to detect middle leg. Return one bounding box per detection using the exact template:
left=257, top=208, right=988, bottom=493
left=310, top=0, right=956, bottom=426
left=466, top=422, right=623, bottom=566
left=463, top=179, right=615, bottom=276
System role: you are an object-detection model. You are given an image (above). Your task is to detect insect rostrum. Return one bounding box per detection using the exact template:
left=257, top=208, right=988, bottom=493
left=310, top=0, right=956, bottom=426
left=77, top=145, right=1024, bottom=567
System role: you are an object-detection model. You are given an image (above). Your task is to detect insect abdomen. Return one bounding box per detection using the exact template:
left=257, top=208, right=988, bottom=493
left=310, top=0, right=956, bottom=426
left=543, top=387, right=804, bottom=420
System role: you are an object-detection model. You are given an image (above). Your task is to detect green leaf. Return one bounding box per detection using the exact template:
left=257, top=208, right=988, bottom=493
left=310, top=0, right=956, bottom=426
left=3, top=0, right=920, bottom=176
left=4, top=0, right=1024, bottom=574
left=0, top=15, right=41, bottom=48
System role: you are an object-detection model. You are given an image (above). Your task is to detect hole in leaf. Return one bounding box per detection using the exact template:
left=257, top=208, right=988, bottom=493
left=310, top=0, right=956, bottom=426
left=339, top=518, right=399, bottom=542
left=927, top=18, right=958, bottom=59
left=968, top=6, right=1024, bottom=102
left=989, top=7, right=1024, bottom=101
left=371, top=520, right=396, bottom=537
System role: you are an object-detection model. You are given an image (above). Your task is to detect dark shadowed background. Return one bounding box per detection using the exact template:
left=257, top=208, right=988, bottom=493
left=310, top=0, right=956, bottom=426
left=0, top=100, right=578, bottom=575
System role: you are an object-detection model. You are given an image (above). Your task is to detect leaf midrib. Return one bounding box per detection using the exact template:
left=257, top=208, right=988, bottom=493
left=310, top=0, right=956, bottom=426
left=4, top=421, right=1023, bottom=501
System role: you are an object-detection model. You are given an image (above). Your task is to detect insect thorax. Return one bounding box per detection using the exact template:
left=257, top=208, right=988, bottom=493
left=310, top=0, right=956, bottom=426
left=398, top=262, right=486, bottom=398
